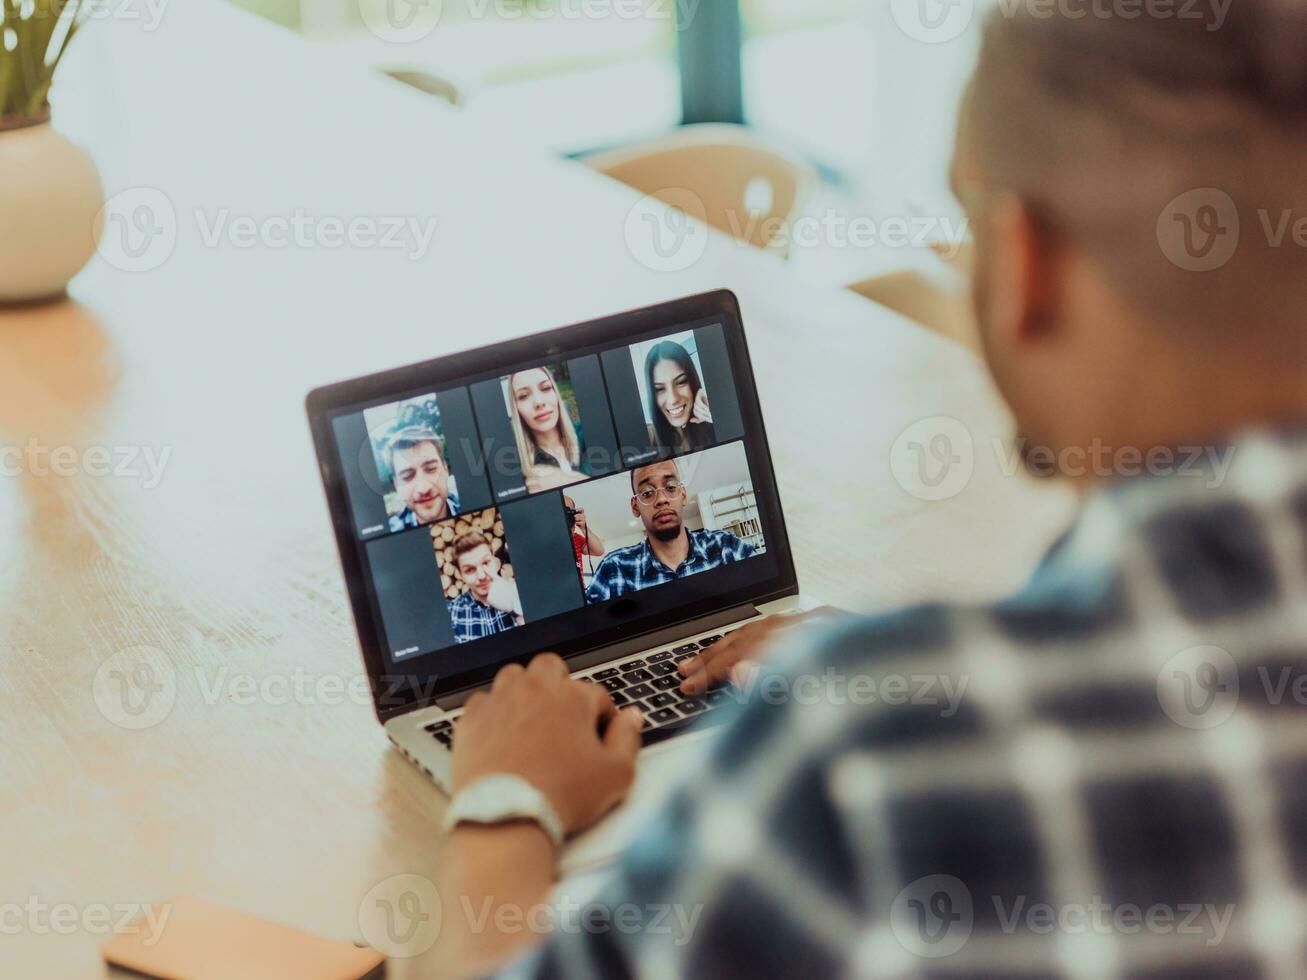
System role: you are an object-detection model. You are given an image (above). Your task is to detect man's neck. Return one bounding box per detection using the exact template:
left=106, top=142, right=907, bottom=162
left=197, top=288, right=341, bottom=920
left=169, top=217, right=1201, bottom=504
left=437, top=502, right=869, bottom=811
left=1042, top=308, right=1307, bottom=489
left=647, top=528, right=691, bottom=571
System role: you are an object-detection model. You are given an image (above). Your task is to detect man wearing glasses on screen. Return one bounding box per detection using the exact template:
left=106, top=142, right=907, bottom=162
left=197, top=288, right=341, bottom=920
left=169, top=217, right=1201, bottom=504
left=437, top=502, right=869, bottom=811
left=584, top=460, right=757, bottom=604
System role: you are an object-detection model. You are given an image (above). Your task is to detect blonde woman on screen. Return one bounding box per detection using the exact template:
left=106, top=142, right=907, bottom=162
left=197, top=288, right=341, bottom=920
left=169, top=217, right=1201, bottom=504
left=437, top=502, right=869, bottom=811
left=507, top=366, right=588, bottom=493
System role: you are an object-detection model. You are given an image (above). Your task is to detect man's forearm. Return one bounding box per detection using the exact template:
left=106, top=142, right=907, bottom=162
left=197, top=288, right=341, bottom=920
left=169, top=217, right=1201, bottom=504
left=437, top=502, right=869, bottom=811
left=434, top=823, right=557, bottom=978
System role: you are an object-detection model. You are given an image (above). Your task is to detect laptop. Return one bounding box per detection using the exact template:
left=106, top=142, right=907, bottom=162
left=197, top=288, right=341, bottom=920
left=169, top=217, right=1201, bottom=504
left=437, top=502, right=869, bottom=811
left=306, top=289, right=817, bottom=867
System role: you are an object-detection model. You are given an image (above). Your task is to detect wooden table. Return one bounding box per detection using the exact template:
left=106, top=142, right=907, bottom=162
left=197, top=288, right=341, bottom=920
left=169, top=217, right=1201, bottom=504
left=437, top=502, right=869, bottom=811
left=0, top=3, right=1073, bottom=974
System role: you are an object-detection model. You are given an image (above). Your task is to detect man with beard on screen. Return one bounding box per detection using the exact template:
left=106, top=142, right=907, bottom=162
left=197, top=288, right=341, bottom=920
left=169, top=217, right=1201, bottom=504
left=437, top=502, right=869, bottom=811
left=584, top=459, right=756, bottom=604
left=383, top=425, right=460, bottom=532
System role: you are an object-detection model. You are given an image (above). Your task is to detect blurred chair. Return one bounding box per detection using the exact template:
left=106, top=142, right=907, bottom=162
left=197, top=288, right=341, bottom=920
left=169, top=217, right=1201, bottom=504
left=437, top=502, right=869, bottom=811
left=379, top=67, right=463, bottom=107
left=586, top=124, right=817, bottom=257
left=847, top=257, right=980, bottom=354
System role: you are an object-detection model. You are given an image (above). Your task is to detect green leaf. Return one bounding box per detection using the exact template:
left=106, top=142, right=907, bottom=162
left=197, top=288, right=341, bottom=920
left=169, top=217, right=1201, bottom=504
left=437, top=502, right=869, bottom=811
left=1, top=0, right=81, bottom=121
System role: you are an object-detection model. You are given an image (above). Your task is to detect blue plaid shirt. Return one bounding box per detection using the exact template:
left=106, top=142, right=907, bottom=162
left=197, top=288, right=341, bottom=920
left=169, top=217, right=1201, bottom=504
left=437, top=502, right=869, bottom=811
left=388, top=488, right=459, bottom=534
left=448, top=587, right=517, bottom=644
left=585, top=529, right=758, bottom=604
left=507, top=427, right=1307, bottom=978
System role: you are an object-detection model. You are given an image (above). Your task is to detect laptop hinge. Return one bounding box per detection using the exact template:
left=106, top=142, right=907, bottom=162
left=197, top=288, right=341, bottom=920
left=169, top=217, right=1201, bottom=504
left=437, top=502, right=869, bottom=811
left=430, top=603, right=760, bottom=712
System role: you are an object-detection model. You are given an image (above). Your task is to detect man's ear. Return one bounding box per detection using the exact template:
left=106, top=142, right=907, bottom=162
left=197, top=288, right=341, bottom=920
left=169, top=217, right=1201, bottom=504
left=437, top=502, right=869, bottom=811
left=629, top=497, right=640, bottom=519
left=981, top=192, right=1060, bottom=348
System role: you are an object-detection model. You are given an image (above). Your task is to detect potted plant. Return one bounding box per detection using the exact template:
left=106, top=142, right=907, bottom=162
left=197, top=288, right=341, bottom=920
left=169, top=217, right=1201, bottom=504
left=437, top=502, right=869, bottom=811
left=0, top=0, right=102, bottom=304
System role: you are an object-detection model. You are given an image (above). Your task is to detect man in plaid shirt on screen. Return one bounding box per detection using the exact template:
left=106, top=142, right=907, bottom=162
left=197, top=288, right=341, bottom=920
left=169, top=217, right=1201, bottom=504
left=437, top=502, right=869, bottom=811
left=429, top=3, right=1307, bottom=977
left=585, top=459, right=758, bottom=605
left=447, top=530, right=523, bottom=644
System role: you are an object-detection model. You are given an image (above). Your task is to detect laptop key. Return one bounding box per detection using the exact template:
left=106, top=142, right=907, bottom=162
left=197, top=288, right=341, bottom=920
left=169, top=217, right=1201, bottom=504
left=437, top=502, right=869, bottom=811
left=649, top=661, right=678, bottom=677
left=647, top=650, right=674, bottom=663
left=601, top=677, right=627, bottom=692
left=648, top=692, right=676, bottom=708
left=423, top=721, right=451, bottom=733
left=706, top=689, right=732, bottom=706
left=594, top=668, right=619, bottom=680
left=676, top=698, right=706, bottom=716
left=619, top=659, right=647, bottom=672
left=624, top=668, right=653, bottom=683
left=611, top=691, right=630, bottom=707
left=697, top=635, right=722, bottom=647
left=672, top=644, right=699, bottom=654
left=625, top=683, right=655, bottom=699
left=433, top=731, right=453, bottom=746
left=652, top=675, right=680, bottom=691
left=648, top=708, right=679, bottom=725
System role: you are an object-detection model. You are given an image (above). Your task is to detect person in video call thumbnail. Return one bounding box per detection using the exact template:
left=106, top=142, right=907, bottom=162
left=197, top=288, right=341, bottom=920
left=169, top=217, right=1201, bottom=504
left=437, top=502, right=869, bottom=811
left=585, top=459, right=756, bottom=604
left=508, top=366, right=589, bottom=494
left=448, top=530, right=524, bottom=644
left=645, top=340, right=716, bottom=454
left=564, top=494, right=606, bottom=578
left=384, top=426, right=460, bottom=533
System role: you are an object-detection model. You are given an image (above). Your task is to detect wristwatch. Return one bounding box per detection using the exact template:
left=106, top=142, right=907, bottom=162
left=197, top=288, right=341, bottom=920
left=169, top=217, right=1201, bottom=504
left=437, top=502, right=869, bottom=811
left=442, top=774, right=565, bottom=848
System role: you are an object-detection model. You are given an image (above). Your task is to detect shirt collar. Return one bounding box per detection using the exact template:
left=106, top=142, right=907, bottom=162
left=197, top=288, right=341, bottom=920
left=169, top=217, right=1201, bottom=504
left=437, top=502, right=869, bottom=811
left=641, top=528, right=702, bottom=575
left=1052, top=424, right=1307, bottom=569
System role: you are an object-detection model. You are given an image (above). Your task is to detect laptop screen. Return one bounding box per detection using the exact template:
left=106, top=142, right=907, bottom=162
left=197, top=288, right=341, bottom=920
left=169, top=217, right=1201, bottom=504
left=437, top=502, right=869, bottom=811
left=310, top=294, right=794, bottom=707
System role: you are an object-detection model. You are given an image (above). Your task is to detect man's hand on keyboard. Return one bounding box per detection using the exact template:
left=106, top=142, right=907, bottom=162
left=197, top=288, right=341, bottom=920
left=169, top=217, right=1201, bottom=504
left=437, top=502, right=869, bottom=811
left=678, top=610, right=832, bottom=695
left=452, top=653, right=644, bottom=835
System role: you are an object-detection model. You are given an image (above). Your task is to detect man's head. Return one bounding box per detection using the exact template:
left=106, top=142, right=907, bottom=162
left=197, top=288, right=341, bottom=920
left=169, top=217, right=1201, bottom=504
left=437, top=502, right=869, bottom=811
left=956, top=1, right=1307, bottom=475
left=629, top=460, right=687, bottom=542
left=385, top=426, right=451, bottom=523
left=452, top=530, right=500, bottom=603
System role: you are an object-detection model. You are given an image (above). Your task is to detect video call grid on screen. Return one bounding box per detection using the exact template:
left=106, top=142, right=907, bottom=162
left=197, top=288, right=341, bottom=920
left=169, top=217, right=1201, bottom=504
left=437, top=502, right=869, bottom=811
left=326, top=317, right=779, bottom=682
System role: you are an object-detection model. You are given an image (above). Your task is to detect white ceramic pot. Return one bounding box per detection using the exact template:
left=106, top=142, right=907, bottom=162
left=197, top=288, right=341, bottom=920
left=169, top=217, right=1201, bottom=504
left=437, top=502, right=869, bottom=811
left=0, top=112, right=104, bottom=304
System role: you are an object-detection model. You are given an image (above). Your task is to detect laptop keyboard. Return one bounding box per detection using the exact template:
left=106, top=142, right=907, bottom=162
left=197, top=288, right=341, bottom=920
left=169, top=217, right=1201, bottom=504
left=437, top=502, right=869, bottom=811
left=421, top=626, right=746, bottom=750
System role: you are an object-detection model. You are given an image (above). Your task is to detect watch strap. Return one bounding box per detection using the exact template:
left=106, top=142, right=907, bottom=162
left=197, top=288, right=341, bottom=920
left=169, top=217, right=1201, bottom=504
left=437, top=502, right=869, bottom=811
left=442, top=774, right=565, bottom=848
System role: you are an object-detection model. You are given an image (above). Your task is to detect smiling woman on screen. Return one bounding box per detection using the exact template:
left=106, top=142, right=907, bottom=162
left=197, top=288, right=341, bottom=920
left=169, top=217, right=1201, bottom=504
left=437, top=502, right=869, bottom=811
left=645, top=340, right=716, bottom=454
